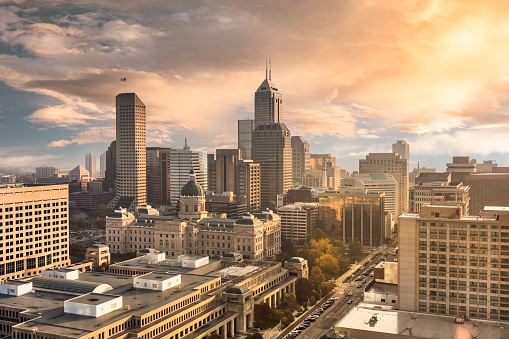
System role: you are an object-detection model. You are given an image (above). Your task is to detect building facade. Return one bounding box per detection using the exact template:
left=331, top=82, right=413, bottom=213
left=278, top=202, right=318, bottom=243
left=169, top=141, right=207, bottom=207
left=254, top=70, right=282, bottom=127
left=103, top=141, right=116, bottom=193
left=464, top=173, right=509, bottom=216
left=359, top=152, right=409, bottom=217
left=35, top=165, right=59, bottom=178
left=399, top=205, right=509, bottom=321
left=291, top=136, right=311, bottom=185
left=392, top=140, right=409, bottom=160
left=446, top=156, right=477, bottom=183
left=100, top=152, right=106, bottom=178
left=109, top=92, right=147, bottom=211
left=146, top=147, right=174, bottom=206
left=409, top=182, right=470, bottom=214
left=238, top=119, right=254, bottom=160
left=318, top=189, right=386, bottom=247
left=0, top=184, right=70, bottom=280
left=252, top=123, right=292, bottom=210
left=85, top=152, right=97, bottom=179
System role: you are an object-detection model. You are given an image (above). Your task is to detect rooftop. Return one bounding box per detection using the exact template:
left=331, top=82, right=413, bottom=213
left=335, top=306, right=506, bottom=339
left=367, top=282, right=398, bottom=295
left=66, top=293, right=120, bottom=306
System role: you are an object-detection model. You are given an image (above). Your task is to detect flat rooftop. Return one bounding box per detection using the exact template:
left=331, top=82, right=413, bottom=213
left=10, top=272, right=219, bottom=337
left=110, top=256, right=219, bottom=274
left=137, top=272, right=179, bottom=281
left=367, top=282, right=398, bottom=295
left=335, top=306, right=506, bottom=339
left=67, top=293, right=120, bottom=306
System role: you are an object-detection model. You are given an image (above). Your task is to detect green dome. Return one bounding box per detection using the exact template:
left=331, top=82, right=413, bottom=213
left=181, top=169, right=204, bottom=196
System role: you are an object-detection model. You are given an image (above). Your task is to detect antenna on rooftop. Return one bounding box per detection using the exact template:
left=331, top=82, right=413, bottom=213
left=269, top=59, right=272, bottom=80
left=265, top=58, right=268, bottom=80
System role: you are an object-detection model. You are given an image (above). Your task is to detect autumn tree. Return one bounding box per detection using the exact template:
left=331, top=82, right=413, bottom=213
left=254, top=303, right=273, bottom=323
left=349, top=241, right=363, bottom=257
left=297, top=248, right=316, bottom=267
left=315, top=253, right=340, bottom=278
left=282, top=293, right=298, bottom=311
left=309, top=266, right=326, bottom=288
left=295, top=278, right=315, bottom=301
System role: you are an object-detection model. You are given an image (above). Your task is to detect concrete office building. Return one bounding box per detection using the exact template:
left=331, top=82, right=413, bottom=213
left=409, top=167, right=436, bottom=186
left=464, top=172, right=509, bottom=215
left=207, top=149, right=260, bottom=213
left=291, top=136, right=311, bottom=185
left=103, top=141, right=116, bottom=193
left=252, top=123, right=292, bottom=210
left=278, top=202, right=318, bottom=243
left=319, top=188, right=386, bottom=247
left=85, top=152, right=97, bottom=179
left=35, top=165, right=59, bottom=178
left=0, top=184, right=70, bottom=280
left=359, top=152, right=409, bottom=216
left=446, top=156, right=477, bottom=183
left=392, top=140, right=409, bottom=160
left=69, top=165, right=90, bottom=182
left=0, top=175, right=16, bottom=184
left=6, top=254, right=307, bottom=339
left=109, top=93, right=147, bottom=211
left=399, top=205, right=509, bottom=321
left=238, top=119, right=254, bottom=160
left=308, top=153, right=341, bottom=190
left=409, top=182, right=470, bottom=214
left=169, top=140, right=207, bottom=207
left=146, top=147, right=175, bottom=206
left=100, top=152, right=106, bottom=178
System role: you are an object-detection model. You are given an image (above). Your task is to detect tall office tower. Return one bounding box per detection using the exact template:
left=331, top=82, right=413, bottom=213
left=359, top=153, right=409, bottom=217
left=35, top=165, right=59, bottom=178
left=252, top=123, right=292, bottom=209
left=399, top=205, right=509, bottom=321
left=109, top=93, right=147, bottom=211
left=85, top=152, right=97, bottom=179
left=146, top=147, right=174, bottom=206
left=103, top=141, right=116, bottom=193
left=0, top=184, right=70, bottom=280
left=99, top=152, right=106, bottom=178
left=409, top=181, right=470, bottom=214
left=291, top=136, right=310, bottom=185
left=392, top=140, right=409, bottom=160
left=254, top=64, right=282, bottom=127
left=446, top=156, right=477, bottom=183
left=207, top=149, right=261, bottom=213
left=169, top=140, right=207, bottom=206
left=238, top=119, right=255, bottom=160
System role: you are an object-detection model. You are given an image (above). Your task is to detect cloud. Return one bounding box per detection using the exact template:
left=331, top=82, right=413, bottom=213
left=0, top=146, right=61, bottom=167
left=46, top=127, right=115, bottom=148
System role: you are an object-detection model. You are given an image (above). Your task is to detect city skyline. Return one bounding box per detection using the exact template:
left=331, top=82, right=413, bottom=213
left=3, top=1, right=509, bottom=172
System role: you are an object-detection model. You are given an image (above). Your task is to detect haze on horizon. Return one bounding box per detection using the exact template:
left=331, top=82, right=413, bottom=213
left=1, top=0, right=509, bottom=172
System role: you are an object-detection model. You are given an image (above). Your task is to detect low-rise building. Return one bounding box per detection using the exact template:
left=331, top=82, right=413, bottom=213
left=277, top=202, right=318, bottom=243
left=86, top=244, right=110, bottom=268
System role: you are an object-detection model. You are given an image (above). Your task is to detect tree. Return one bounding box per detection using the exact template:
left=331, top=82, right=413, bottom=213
left=205, top=333, right=222, bottom=339
left=282, top=293, right=298, bottom=311
left=310, top=290, right=320, bottom=301
left=311, top=228, right=329, bottom=240
left=318, top=282, right=335, bottom=296
left=254, top=303, right=273, bottom=324
left=297, top=248, right=316, bottom=267
left=349, top=241, right=363, bottom=257
left=315, top=253, right=340, bottom=278
left=251, top=333, right=263, bottom=339
left=295, top=278, right=315, bottom=301
left=282, top=310, right=294, bottom=323
left=93, top=204, right=112, bottom=218
left=69, top=243, right=85, bottom=261
left=281, top=317, right=290, bottom=327
left=309, top=296, right=316, bottom=305
left=272, top=309, right=282, bottom=321
left=309, top=266, right=326, bottom=288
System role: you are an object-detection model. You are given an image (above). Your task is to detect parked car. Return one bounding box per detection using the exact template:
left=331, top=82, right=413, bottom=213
left=348, top=291, right=353, bottom=296
left=347, top=300, right=353, bottom=304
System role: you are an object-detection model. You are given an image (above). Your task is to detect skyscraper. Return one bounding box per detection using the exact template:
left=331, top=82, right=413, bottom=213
left=109, top=93, right=146, bottom=211
left=169, top=140, right=207, bottom=206
left=85, top=152, right=97, bottom=179
left=254, top=62, right=282, bottom=127
left=238, top=119, right=254, bottom=160
left=392, top=140, right=409, bottom=160
left=103, top=141, right=116, bottom=193
left=252, top=67, right=292, bottom=209
left=291, top=136, right=310, bottom=185
left=252, top=123, right=292, bottom=209
left=146, top=147, right=174, bottom=206
left=100, top=152, right=106, bottom=178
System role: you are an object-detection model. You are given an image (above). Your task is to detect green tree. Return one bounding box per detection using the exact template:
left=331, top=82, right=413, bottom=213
left=311, top=228, right=329, bottom=240
left=295, top=278, right=315, bottom=301
left=282, top=293, right=298, bottom=311
left=282, top=310, right=294, bottom=323
left=69, top=243, right=85, bottom=261
left=315, top=253, right=340, bottom=278
left=309, top=296, right=316, bottom=305
left=254, top=303, right=273, bottom=324
left=309, top=266, right=326, bottom=288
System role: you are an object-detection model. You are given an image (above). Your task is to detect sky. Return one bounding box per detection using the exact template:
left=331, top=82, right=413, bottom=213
left=2, top=0, right=509, bottom=173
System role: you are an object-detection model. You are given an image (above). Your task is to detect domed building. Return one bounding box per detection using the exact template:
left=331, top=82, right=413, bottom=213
left=179, top=170, right=207, bottom=221
left=106, top=170, right=281, bottom=260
